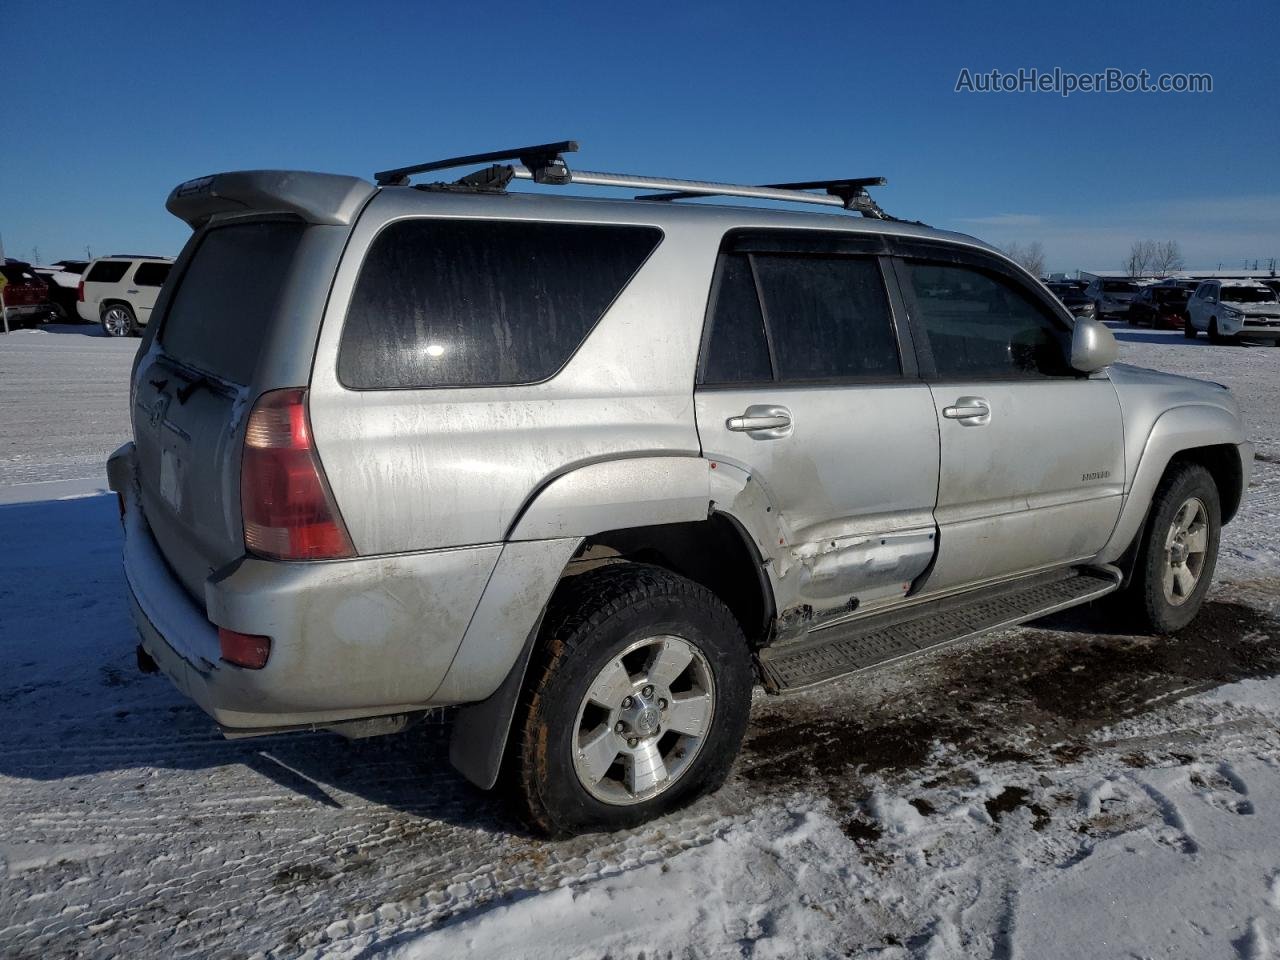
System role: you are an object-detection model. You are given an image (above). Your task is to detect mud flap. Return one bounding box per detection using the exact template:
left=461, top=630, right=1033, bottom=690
left=448, top=616, right=544, bottom=790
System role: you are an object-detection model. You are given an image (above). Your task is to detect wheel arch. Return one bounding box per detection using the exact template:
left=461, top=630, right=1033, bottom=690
left=449, top=455, right=778, bottom=791
left=1098, top=403, right=1249, bottom=565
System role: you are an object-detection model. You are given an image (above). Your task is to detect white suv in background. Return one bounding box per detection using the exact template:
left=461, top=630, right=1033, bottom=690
left=77, top=255, right=174, bottom=336
left=1185, top=279, right=1280, bottom=345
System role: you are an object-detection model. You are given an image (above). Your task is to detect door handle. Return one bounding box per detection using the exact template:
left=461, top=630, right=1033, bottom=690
left=727, top=413, right=791, bottom=432
left=942, top=397, right=991, bottom=423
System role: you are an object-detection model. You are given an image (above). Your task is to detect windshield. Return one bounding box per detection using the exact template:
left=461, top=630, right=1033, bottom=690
left=1221, top=286, right=1279, bottom=304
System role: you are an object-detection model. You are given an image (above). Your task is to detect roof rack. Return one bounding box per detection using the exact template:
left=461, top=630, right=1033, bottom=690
left=374, top=140, right=900, bottom=219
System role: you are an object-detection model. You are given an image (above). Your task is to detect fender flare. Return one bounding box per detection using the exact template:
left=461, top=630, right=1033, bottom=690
left=1097, top=403, right=1249, bottom=565
left=449, top=454, right=714, bottom=790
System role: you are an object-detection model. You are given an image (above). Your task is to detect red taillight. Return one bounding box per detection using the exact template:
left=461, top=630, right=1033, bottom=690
left=77, top=280, right=84, bottom=302
left=218, top=627, right=272, bottom=669
left=240, top=388, right=354, bottom=561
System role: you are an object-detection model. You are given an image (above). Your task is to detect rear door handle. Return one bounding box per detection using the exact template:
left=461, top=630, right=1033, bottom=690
left=942, top=397, right=991, bottom=424
left=726, top=405, right=792, bottom=435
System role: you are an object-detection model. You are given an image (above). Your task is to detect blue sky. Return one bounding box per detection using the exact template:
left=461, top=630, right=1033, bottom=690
left=2, top=0, right=1276, bottom=273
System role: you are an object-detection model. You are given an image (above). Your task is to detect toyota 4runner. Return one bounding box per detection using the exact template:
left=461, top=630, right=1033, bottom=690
left=107, top=142, right=1252, bottom=835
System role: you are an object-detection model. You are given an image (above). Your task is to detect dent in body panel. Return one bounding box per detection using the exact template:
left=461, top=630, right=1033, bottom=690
left=709, top=462, right=936, bottom=640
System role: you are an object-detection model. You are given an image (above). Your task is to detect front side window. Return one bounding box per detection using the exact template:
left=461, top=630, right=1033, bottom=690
left=339, top=219, right=662, bottom=389
left=904, top=261, right=1072, bottom=379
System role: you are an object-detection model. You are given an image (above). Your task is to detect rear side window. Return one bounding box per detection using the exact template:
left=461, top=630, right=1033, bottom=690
left=160, top=221, right=306, bottom=384
left=753, top=255, right=900, bottom=381
left=133, top=262, right=171, bottom=287
left=86, top=261, right=130, bottom=283
left=903, top=262, right=1071, bottom=378
left=700, top=254, right=772, bottom=384
left=699, top=252, right=901, bottom=385
left=338, top=220, right=663, bottom=389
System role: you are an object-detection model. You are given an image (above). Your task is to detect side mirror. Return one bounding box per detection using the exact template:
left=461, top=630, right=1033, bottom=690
left=1070, top=315, right=1118, bottom=373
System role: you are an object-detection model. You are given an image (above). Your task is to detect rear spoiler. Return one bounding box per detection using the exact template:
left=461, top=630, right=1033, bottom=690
left=166, top=170, right=377, bottom=229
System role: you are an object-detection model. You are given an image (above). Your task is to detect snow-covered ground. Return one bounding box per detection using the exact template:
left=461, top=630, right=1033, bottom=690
left=0, top=323, right=1278, bottom=959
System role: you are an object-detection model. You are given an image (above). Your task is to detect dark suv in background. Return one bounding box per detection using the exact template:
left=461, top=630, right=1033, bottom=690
left=1046, top=280, right=1097, bottom=319
left=1128, top=285, right=1192, bottom=329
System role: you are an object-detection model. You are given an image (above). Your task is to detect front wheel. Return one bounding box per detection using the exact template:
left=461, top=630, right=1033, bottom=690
left=1122, top=462, right=1221, bottom=633
left=1184, top=318, right=1198, bottom=339
left=513, top=564, right=753, bottom=836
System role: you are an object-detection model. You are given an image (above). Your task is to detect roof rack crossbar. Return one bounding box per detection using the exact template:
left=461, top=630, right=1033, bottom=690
left=510, top=166, right=846, bottom=209
left=376, top=139, right=896, bottom=217
left=638, top=177, right=891, bottom=218
left=375, top=140, right=579, bottom=186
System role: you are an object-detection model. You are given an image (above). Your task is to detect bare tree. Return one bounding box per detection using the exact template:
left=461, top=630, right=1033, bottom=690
left=1124, top=239, right=1157, bottom=277
left=1004, top=240, right=1047, bottom=277
left=1151, top=240, right=1184, bottom=277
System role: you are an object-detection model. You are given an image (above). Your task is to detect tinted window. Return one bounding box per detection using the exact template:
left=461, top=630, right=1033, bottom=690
left=700, top=254, right=772, bottom=384
left=1222, top=286, right=1278, bottom=303
left=339, top=220, right=662, bottom=389
left=1103, top=280, right=1137, bottom=293
left=752, top=255, right=900, bottom=380
left=160, top=221, right=306, bottom=384
left=86, top=260, right=130, bottom=283
left=905, top=262, right=1071, bottom=378
left=133, top=262, right=171, bottom=287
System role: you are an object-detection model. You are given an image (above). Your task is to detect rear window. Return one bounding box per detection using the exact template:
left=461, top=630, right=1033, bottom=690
left=338, top=219, right=662, bottom=389
left=1102, top=280, right=1137, bottom=293
left=86, top=260, right=130, bottom=283
left=159, top=221, right=305, bottom=383
left=133, top=262, right=171, bottom=287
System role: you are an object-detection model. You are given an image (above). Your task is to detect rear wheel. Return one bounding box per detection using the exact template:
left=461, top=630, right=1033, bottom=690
left=1122, top=463, right=1221, bottom=633
left=101, top=303, right=137, bottom=337
left=513, top=563, right=752, bottom=836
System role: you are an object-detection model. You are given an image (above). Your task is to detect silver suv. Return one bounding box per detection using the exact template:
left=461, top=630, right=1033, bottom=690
left=107, top=143, right=1252, bottom=835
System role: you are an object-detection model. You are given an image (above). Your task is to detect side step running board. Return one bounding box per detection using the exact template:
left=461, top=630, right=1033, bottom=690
left=757, top=567, right=1121, bottom=694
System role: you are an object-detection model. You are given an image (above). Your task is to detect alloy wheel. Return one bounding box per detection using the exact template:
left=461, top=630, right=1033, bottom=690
left=572, top=634, right=715, bottom=805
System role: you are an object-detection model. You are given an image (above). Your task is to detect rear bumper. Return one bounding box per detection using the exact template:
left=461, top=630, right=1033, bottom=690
left=107, top=442, right=508, bottom=734
left=76, top=301, right=97, bottom=323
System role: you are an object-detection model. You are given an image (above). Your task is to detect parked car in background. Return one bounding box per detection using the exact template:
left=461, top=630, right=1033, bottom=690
left=1185, top=279, right=1280, bottom=344
left=1045, top=281, right=1097, bottom=319
left=1261, top=278, right=1280, bottom=300
left=77, top=255, right=174, bottom=336
left=1128, top=285, right=1191, bottom=329
left=108, top=153, right=1251, bottom=836
left=1084, top=277, right=1140, bottom=318
left=33, top=260, right=89, bottom=322
left=1, top=259, right=58, bottom=329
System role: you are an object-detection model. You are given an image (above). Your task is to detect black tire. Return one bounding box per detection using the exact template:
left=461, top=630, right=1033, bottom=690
left=101, top=303, right=137, bottom=337
left=1184, top=318, right=1198, bottom=339
left=1207, top=318, right=1237, bottom=346
left=1122, top=463, right=1221, bottom=634
left=513, top=563, right=752, bottom=836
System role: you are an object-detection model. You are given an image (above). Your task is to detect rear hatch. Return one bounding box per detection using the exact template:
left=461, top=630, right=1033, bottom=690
left=131, top=219, right=327, bottom=601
